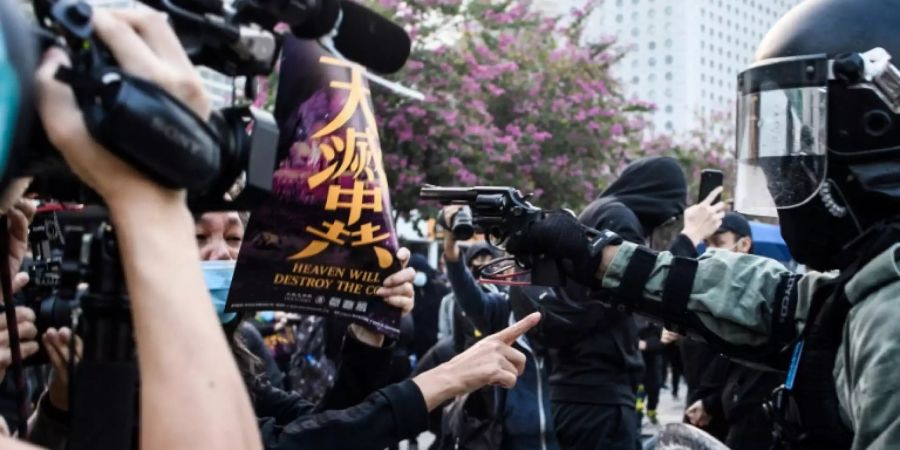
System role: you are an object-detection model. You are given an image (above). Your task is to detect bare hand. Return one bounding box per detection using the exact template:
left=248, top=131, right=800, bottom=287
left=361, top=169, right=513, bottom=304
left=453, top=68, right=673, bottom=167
left=0, top=307, right=39, bottom=381
left=375, top=247, right=415, bottom=315
left=661, top=329, right=682, bottom=345
left=686, top=400, right=712, bottom=427
left=351, top=248, right=415, bottom=347
left=413, top=312, right=541, bottom=411
left=682, top=186, right=726, bottom=245
left=638, top=339, right=647, bottom=351
left=440, top=206, right=463, bottom=262
left=6, top=200, right=35, bottom=277
left=44, top=327, right=84, bottom=411
left=35, top=10, right=209, bottom=206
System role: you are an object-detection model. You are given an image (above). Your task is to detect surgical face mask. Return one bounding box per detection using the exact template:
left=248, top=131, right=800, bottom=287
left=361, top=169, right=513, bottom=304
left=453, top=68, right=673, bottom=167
left=201, top=260, right=237, bottom=324
left=413, top=271, right=427, bottom=287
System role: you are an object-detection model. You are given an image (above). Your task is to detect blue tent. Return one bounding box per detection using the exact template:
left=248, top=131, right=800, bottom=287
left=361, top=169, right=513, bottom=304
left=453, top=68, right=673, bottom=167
left=749, top=221, right=793, bottom=263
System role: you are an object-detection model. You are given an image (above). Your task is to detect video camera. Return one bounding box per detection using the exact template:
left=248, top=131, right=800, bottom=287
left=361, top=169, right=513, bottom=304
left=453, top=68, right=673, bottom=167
left=11, top=0, right=410, bottom=211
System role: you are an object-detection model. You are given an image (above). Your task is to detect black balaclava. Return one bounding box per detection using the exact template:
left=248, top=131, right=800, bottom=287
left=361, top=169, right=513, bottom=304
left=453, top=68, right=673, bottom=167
left=580, top=156, right=688, bottom=237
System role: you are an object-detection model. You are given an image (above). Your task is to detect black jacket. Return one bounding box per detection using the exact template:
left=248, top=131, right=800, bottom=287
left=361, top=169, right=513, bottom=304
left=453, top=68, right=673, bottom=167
left=526, top=157, right=689, bottom=408
left=256, top=331, right=429, bottom=449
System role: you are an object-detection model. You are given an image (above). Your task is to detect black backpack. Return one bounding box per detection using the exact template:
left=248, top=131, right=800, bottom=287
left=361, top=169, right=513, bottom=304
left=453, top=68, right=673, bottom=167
left=435, top=386, right=506, bottom=450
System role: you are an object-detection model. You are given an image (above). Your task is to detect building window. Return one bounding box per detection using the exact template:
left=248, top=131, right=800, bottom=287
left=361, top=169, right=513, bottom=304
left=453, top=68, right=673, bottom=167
left=649, top=41, right=656, bottom=50
left=665, top=72, right=673, bottom=81
left=632, top=28, right=640, bottom=37
left=648, top=57, right=657, bottom=66
left=632, top=76, right=640, bottom=84
left=615, top=14, right=623, bottom=23
left=665, top=105, right=673, bottom=113
left=665, top=38, right=673, bottom=48
left=665, top=55, right=673, bottom=64
left=665, top=5, right=672, bottom=14
left=666, top=121, right=673, bottom=130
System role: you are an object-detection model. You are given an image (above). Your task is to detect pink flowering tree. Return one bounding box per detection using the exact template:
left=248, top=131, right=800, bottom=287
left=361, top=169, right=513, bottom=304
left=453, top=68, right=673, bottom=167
left=362, top=0, right=659, bottom=213
left=252, top=1, right=736, bottom=213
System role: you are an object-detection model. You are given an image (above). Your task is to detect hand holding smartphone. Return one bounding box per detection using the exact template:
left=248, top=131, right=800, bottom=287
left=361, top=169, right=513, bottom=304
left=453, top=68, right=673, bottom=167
left=698, top=169, right=724, bottom=204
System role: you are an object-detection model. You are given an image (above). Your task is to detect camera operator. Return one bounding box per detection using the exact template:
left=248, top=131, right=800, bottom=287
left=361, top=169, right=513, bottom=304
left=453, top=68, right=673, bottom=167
left=504, top=1, right=900, bottom=448
left=529, top=156, right=689, bottom=450
left=28, top=8, right=263, bottom=449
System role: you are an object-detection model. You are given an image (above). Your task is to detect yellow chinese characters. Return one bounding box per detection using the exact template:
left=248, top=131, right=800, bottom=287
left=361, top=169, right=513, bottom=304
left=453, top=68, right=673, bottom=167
left=288, top=57, right=394, bottom=269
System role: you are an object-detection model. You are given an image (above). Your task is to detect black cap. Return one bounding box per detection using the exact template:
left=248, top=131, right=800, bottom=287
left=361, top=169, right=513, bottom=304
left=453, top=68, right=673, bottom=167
left=716, top=212, right=752, bottom=239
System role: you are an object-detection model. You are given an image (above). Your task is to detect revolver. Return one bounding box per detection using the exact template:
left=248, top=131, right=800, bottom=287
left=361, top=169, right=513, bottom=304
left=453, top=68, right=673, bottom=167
left=419, top=185, right=565, bottom=286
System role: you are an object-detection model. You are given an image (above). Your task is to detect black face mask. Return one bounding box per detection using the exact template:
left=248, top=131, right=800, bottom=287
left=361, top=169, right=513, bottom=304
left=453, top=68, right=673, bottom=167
left=777, top=187, right=860, bottom=271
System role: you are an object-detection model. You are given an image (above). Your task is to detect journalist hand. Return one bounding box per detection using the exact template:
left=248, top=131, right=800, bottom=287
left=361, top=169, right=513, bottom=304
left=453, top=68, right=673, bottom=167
left=0, top=307, right=39, bottom=382
left=43, top=327, right=83, bottom=411
left=35, top=9, right=209, bottom=208
left=504, top=211, right=609, bottom=286
left=0, top=200, right=39, bottom=382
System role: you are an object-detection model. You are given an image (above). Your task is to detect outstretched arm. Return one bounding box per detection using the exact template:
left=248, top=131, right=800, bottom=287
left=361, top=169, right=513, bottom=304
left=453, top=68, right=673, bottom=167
left=505, top=212, right=829, bottom=359
left=36, top=10, right=259, bottom=450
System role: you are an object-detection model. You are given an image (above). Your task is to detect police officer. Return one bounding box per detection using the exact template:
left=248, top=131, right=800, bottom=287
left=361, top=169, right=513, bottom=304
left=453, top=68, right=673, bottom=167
left=505, top=1, right=900, bottom=448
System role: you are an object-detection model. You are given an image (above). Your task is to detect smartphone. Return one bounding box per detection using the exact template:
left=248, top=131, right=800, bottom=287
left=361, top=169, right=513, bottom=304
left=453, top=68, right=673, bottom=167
left=698, top=169, right=724, bottom=204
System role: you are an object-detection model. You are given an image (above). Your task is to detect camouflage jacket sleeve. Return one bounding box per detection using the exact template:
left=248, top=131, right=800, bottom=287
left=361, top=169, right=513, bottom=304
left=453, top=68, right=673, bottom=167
left=600, top=242, right=834, bottom=354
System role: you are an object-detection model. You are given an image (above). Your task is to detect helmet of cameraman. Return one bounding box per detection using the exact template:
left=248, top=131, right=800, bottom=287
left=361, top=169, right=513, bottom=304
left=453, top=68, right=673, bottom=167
left=734, top=0, right=900, bottom=270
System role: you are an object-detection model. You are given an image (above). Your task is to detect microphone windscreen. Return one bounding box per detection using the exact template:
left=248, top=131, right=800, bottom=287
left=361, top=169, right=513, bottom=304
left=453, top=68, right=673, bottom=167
left=290, top=0, right=341, bottom=39
left=332, top=1, right=411, bottom=74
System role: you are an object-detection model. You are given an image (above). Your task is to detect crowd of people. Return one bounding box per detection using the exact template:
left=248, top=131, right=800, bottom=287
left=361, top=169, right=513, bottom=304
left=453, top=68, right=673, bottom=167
left=0, top=0, right=899, bottom=449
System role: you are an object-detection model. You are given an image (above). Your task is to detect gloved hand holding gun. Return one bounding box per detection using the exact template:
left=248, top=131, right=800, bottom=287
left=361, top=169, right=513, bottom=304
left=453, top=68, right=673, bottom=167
left=419, top=185, right=623, bottom=287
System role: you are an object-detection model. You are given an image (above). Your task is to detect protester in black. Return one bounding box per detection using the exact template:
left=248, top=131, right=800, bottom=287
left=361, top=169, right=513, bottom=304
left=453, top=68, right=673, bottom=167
left=541, top=156, right=688, bottom=450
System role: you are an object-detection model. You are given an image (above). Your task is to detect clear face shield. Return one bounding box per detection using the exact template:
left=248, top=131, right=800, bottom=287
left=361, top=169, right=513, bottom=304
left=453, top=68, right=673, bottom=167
left=735, top=55, right=830, bottom=217
left=735, top=49, right=900, bottom=217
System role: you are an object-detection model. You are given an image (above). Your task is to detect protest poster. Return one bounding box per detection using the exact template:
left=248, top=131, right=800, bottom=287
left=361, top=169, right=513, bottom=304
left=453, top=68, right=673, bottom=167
left=227, top=37, right=402, bottom=337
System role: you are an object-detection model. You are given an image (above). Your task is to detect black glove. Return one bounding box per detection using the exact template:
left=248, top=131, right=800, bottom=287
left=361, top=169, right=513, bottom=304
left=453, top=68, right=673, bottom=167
left=506, top=211, right=616, bottom=286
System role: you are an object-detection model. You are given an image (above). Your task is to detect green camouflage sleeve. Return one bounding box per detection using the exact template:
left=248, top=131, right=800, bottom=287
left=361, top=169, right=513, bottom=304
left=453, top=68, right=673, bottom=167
left=601, top=242, right=832, bottom=349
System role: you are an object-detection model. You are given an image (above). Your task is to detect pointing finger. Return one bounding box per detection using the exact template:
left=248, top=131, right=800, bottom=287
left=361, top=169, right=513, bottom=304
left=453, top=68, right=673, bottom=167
left=487, top=312, right=540, bottom=345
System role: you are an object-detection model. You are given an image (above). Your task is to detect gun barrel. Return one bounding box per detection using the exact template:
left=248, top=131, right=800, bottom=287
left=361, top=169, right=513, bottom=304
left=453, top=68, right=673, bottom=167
left=418, top=186, right=479, bottom=203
